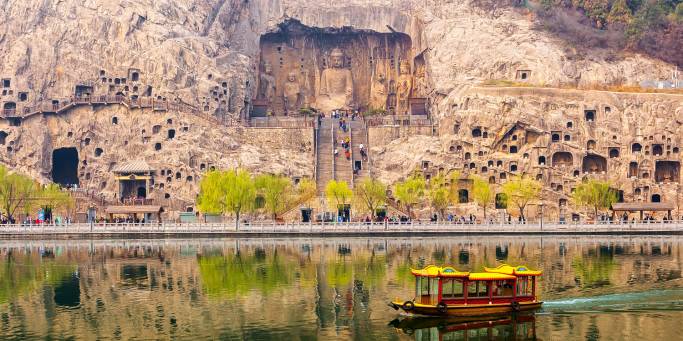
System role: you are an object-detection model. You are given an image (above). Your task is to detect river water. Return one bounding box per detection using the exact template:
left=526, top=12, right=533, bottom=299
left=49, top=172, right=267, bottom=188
left=0, top=236, right=682, bottom=340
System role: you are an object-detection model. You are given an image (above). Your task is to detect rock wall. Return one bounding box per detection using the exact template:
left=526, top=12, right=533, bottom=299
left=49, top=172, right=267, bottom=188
left=1, top=0, right=682, bottom=218
left=0, top=104, right=313, bottom=207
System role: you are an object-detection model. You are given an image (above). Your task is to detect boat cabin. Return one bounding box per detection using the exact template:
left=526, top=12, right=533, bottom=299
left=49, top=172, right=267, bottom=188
left=412, top=265, right=541, bottom=306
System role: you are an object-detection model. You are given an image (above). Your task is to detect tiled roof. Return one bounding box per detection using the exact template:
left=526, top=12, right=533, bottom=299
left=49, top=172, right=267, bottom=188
left=112, top=160, right=155, bottom=174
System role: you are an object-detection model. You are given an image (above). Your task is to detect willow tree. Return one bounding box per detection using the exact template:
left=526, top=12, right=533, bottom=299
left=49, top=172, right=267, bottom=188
left=354, top=178, right=387, bottom=220
left=254, top=174, right=292, bottom=220
left=571, top=179, right=618, bottom=222
left=394, top=174, right=426, bottom=219
left=501, top=175, right=541, bottom=221
left=38, top=184, right=74, bottom=222
left=296, top=178, right=317, bottom=207
left=0, top=166, right=38, bottom=221
left=428, top=173, right=452, bottom=220
left=325, top=180, right=353, bottom=219
left=197, top=169, right=255, bottom=229
left=471, top=175, right=494, bottom=220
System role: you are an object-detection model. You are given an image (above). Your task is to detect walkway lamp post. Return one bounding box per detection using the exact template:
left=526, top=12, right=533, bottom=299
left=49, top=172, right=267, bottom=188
left=539, top=203, right=545, bottom=231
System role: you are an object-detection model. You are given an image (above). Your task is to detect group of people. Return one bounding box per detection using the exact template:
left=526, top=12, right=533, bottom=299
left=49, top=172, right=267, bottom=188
left=334, top=135, right=352, bottom=160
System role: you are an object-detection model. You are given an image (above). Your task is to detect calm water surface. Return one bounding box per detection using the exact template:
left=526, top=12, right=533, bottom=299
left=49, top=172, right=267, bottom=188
left=1, top=236, right=683, bottom=340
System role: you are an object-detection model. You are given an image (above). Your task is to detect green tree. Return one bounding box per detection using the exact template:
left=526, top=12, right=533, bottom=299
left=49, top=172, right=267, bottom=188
left=571, top=179, right=618, bottom=221
left=254, top=174, right=292, bottom=220
left=674, top=3, right=683, bottom=22
left=471, top=175, right=494, bottom=220
left=394, top=174, right=426, bottom=218
left=609, top=0, right=634, bottom=24
left=38, top=184, right=74, bottom=222
left=428, top=173, right=452, bottom=220
left=0, top=166, right=38, bottom=221
left=354, top=178, right=387, bottom=220
left=197, top=169, right=256, bottom=229
left=296, top=178, right=317, bottom=207
left=501, top=175, right=541, bottom=221
left=325, top=180, right=352, bottom=219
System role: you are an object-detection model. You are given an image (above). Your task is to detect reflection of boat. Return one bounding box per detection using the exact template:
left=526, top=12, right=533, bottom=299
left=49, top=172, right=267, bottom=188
left=389, top=264, right=543, bottom=316
left=389, top=313, right=537, bottom=340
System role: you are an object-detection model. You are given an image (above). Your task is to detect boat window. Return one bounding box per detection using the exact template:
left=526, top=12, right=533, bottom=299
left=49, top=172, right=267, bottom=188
left=442, top=279, right=464, bottom=298
left=421, top=277, right=430, bottom=296
left=492, top=280, right=515, bottom=297
left=516, top=277, right=532, bottom=296
left=467, top=281, right=490, bottom=298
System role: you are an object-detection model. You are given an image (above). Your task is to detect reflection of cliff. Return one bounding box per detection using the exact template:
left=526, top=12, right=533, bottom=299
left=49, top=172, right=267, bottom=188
left=0, top=252, right=77, bottom=304
left=0, top=237, right=682, bottom=339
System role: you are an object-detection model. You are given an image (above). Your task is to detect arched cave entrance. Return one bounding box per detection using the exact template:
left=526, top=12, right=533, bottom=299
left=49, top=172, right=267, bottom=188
left=52, top=148, right=79, bottom=186
left=582, top=154, right=607, bottom=174
left=651, top=194, right=661, bottom=203
left=552, top=152, right=573, bottom=167
left=458, top=189, right=469, bottom=203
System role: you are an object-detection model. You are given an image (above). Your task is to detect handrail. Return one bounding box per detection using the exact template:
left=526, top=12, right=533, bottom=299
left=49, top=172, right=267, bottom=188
left=331, top=125, right=336, bottom=181
left=364, top=119, right=373, bottom=178
left=349, top=123, right=355, bottom=188
left=1, top=220, right=683, bottom=235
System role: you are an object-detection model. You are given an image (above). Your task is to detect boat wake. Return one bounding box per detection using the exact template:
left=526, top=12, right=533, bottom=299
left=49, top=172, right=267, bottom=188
left=542, top=288, right=683, bottom=313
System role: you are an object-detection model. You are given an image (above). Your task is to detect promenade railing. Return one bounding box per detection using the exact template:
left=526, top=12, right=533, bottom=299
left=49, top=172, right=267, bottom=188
left=1, top=220, right=683, bottom=235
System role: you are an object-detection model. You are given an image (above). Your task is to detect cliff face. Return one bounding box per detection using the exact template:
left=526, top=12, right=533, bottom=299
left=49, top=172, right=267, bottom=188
left=0, top=0, right=682, bottom=217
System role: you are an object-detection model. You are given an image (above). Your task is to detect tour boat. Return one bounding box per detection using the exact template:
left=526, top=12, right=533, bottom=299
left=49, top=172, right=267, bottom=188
left=389, top=264, right=543, bottom=316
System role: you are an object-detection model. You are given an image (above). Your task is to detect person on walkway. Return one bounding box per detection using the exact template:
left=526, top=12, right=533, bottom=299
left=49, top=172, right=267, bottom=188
left=334, top=148, right=339, bottom=157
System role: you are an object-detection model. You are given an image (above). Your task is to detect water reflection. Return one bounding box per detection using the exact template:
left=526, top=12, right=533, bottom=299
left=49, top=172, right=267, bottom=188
left=0, top=236, right=680, bottom=339
left=390, top=314, right=537, bottom=340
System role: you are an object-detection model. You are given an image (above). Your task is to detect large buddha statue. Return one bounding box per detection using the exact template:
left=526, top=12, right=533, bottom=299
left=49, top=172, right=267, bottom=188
left=396, top=60, right=412, bottom=115
left=316, top=48, right=354, bottom=112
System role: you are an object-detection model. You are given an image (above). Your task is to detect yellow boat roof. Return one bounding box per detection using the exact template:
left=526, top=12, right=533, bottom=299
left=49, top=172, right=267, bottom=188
left=484, top=264, right=542, bottom=276
left=411, top=265, right=469, bottom=278
left=468, top=272, right=516, bottom=281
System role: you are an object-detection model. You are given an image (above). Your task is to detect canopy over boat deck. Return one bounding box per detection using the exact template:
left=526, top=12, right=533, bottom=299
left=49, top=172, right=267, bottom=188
left=611, top=202, right=674, bottom=220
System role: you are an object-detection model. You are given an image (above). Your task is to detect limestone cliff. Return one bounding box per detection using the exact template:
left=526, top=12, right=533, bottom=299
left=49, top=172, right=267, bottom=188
left=0, top=0, right=682, bottom=219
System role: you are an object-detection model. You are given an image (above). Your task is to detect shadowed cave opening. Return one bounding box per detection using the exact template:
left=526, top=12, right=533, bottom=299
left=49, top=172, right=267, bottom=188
left=52, top=147, right=79, bottom=186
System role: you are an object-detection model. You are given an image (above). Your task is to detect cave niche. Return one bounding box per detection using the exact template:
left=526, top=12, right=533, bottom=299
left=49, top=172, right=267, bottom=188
left=256, top=19, right=413, bottom=115
left=582, top=154, right=607, bottom=174
left=655, top=161, right=680, bottom=183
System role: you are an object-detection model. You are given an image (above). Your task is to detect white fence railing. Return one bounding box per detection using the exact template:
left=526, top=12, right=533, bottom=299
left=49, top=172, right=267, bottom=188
left=1, top=221, right=683, bottom=235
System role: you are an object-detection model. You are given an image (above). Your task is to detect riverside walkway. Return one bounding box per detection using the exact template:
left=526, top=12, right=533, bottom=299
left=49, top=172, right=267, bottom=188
left=0, top=221, right=682, bottom=238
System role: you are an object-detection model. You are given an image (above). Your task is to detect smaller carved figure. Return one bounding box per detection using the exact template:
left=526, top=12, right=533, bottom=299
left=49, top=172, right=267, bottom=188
left=413, top=63, right=428, bottom=98
left=283, top=71, right=302, bottom=114
left=258, top=62, right=276, bottom=102
left=370, top=72, right=387, bottom=110
left=396, top=60, right=412, bottom=115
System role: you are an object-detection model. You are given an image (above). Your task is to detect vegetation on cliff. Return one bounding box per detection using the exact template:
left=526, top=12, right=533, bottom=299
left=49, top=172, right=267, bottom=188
left=478, top=0, right=683, bottom=67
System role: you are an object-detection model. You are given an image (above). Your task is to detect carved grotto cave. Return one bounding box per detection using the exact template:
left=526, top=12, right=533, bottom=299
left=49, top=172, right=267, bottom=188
left=254, top=19, right=423, bottom=116
left=52, top=147, right=79, bottom=186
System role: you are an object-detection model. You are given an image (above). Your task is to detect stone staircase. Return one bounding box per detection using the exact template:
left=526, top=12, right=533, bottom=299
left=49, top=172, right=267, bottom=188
left=316, top=118, right=335, bottom=195
left=350, top=119, right=370, bottom=186
left=334, top=119, right=354, bottom=188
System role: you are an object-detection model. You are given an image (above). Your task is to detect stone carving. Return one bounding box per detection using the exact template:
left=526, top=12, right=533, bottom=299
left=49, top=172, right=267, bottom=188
left=258, top=62, right=276, bottom=103
left=283, top=71, right=302, bottom=114
left=370, top=72, right=387, bottom=110
left=316, top=48, right=354, bottom=112
left=396, top=60, right=412, bottom=115
left=413, top=63, right=428, bottom=98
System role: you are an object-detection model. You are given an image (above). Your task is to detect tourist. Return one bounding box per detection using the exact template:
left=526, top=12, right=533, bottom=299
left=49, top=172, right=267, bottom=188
left=334, top=148, right=338, bottom=157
